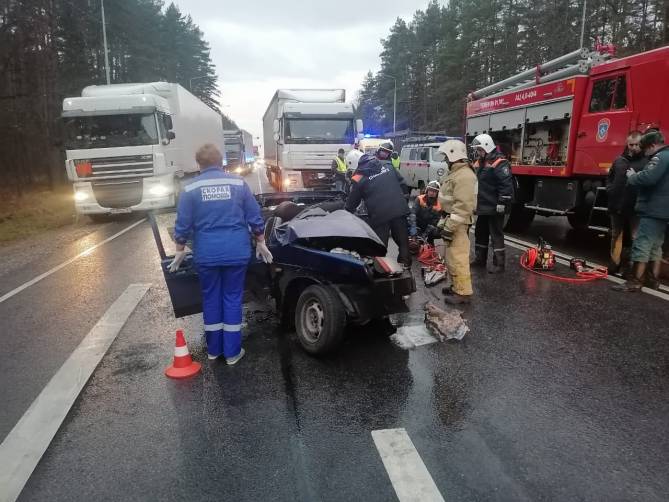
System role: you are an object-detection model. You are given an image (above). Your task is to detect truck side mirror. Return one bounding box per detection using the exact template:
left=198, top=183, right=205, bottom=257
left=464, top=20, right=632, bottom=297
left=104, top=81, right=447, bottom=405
left=356, top=119, right=363, bottom=133
left=273, top=132, right=280, bottom=142
left=165, top=115, right=173, bottom=130
left=272, top=119, right=280, bottom=135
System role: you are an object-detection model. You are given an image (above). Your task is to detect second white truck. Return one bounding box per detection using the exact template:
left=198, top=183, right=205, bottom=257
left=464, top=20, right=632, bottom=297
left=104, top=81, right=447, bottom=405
left=262, top=89, right=363, bottom=191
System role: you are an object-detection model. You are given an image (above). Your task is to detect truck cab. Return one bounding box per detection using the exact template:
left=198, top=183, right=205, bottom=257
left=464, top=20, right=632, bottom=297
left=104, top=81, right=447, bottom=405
left=263, top=89, right=363, bottom=191
left=63, top=82, right=223, bottom=217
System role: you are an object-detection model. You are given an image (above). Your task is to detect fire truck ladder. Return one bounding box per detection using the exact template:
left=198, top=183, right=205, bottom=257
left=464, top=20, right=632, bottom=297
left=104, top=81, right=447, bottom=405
left=587, top=186, right=610, bottom=233
left=470, top=48, right=613, bottom=100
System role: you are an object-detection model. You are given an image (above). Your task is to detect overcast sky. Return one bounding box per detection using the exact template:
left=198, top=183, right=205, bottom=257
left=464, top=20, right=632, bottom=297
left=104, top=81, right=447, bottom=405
left=172, top=0, right=433, bottom=145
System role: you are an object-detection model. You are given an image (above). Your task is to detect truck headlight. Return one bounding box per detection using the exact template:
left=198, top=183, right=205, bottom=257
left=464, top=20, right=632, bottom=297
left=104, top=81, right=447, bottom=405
left=235, top=167, right=243, bottom=174
left=74, top=191, right=89, bottom=202
left=149, top=184, right=171, bottom=196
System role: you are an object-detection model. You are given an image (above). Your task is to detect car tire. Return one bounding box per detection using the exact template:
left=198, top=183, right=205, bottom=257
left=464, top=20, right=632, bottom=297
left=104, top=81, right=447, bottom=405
left=295, top=285, right=346, bottom=355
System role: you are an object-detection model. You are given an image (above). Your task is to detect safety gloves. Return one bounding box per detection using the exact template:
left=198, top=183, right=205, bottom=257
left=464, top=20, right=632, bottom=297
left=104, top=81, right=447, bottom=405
left=168, top=247, right=189, bottom=272
left=441, top=228, right=454, bottom=247
left=496, top=204, right=506, bottom=214
left=255, top=237, right=274, bottom=264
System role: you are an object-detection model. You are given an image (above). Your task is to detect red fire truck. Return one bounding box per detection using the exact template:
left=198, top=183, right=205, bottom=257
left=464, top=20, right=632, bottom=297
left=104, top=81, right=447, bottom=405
left=465, top=44, right=669, bottom=231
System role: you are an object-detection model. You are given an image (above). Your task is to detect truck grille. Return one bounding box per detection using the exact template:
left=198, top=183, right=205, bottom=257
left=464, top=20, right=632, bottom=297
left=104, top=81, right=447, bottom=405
left=302, top=171, right=332, bottom=189
left=90, top=155, right=153, bottom=178
left=92, top=180, right=143, bottom=208
left=288, top=152, right=333, bottom=169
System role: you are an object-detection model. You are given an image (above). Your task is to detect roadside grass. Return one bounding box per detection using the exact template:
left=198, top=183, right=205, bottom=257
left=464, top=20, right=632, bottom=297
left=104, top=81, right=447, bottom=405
left=0, top=187, right=77, bottom=244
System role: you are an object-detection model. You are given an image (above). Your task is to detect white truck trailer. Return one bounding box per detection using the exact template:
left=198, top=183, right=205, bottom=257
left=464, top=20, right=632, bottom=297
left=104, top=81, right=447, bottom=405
left=62, top=82, right=223, bottom=217
left=262, top=89, right=363, bottom=191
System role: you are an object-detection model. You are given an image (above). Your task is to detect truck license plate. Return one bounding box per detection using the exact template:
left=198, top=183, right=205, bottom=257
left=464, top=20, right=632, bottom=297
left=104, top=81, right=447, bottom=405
left=109, top=208, right=132, bottom=214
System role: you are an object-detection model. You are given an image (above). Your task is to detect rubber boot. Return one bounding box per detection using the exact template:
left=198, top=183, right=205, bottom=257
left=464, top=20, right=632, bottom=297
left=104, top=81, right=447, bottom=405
left=444, top=293, right=471, bottom=305
left=489, top=251, right=505, bottom=274
left=644, top=261, right=662, bottom=290
left=470, top=247, right=488, bottom=268
left=612, top=262, right=646, bottom=292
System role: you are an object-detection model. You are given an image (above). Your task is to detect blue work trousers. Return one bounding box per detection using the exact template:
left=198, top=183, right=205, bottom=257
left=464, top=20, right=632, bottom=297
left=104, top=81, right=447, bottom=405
left=197, top=264, right=247, bottom=358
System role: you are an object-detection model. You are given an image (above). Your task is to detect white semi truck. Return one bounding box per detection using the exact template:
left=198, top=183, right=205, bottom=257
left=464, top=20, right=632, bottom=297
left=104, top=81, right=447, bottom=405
left=224, top=128, right=255, bottom=175
left=262, top=89, right=363, bottom=191
left=62, top=82, right=224, bottom=217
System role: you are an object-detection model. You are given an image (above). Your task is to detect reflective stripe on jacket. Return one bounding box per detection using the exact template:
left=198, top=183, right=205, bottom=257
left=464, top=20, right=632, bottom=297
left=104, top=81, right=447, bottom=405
left=174, top=167, right=264, bottom=266
left=473, top=152, right=514, bottom=215
left=439, top=160, right=477, bottom=231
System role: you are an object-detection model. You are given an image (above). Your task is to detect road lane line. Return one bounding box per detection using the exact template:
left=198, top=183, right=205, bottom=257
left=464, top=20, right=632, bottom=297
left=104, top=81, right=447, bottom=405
left=503, top=235, right=669, bottom=301
left=0, top=218, right=146, bottom=305
left=372, top=428, right=445, bottom=502
left=255, top=163, right=263, bottom=192
left=0, top=283, right=150, bottom=502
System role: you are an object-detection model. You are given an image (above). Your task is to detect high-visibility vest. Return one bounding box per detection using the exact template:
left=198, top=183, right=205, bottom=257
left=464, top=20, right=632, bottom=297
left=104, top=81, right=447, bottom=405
left=417, top=194, right=442, bottom=212
left=334, top=156, right=347, bottom=173
left=391, top=156, right=400, bottom=169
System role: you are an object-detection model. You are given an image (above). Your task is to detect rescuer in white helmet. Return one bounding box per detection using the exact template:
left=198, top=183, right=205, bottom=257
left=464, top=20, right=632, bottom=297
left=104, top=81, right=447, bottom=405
left=470, top=133, right=514, bottom=273
left=436, top=139, right=477, bottom=304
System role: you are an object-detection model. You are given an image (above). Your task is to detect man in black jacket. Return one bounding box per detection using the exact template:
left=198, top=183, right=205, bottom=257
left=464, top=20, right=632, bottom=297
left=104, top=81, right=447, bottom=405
left=606, top=131, right=647, bottom=274
left=346, top=153, right=411, bottom=267
left=470, top=134, right=514, bottom=273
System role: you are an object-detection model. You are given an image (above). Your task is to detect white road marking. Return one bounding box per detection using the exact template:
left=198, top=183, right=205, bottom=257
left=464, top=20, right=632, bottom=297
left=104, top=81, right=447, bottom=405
left=255, top=164, right=263, bottom=193
left=0, top=283, right=150, bottom=502
left=503, top=235, right=669, bottom=301
left=0, top=218, right=146, bottom=305
left=372, top=428, right=445, bottom=502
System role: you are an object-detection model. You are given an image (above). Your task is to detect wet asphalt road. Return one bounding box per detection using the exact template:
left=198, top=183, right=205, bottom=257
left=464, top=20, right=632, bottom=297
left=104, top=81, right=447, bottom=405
left=2, top=166, right=669, bottom=501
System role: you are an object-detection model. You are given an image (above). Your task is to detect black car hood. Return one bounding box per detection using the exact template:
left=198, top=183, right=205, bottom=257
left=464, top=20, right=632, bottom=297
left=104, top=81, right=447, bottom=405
left=274, top=208, right=386, bottom=257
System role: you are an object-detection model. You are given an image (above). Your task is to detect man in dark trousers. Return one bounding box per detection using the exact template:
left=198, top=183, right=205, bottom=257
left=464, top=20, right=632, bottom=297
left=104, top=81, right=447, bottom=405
left=470, top=134, right=514, bottom=273
left=346, top=153, right=411, bottom=268
left=606, top=131, right=647, bottom=274
left=331, top=148, right=347, bottom=192
left=614, top=129, right=669, bottom=291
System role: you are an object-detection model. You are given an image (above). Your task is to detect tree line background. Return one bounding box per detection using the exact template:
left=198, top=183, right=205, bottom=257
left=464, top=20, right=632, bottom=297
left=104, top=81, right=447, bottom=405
left=0, top=0, right=229, bottom=194
left=357, top=0, right=669, bottom=137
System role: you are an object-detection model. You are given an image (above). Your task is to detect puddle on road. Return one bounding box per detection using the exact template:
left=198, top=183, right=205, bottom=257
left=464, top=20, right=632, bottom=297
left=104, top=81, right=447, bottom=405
left=389, top=304, right=470, bottom=350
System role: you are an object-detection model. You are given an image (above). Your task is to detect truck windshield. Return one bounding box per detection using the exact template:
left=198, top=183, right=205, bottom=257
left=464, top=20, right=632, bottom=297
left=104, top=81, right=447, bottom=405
left=285, top=119, right=354, bottom=144
left=65, top=113, right=159, bottom=149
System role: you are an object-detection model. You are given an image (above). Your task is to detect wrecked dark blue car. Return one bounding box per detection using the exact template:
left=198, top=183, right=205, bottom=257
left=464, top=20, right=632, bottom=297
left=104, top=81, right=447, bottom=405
left=151, top=191, right=415, bottom=355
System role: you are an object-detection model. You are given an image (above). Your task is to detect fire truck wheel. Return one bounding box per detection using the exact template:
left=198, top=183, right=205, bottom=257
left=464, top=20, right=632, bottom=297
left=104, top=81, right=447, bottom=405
left=567, top=206, right=589, bottom=230
left=504, top=204, right=535, bottom=232
left=295, top=285, right=346, bottom=355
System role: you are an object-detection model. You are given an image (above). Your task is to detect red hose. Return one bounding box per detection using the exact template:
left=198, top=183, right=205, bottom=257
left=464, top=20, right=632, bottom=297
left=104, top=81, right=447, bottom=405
left=418, top=245, right=447, bottom=272
left=519, top=251, right=608, bottom=283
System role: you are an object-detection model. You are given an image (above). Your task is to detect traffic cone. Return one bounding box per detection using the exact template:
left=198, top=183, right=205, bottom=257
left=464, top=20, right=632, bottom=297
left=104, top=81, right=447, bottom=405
left=165, top=329, right=201, bottom=379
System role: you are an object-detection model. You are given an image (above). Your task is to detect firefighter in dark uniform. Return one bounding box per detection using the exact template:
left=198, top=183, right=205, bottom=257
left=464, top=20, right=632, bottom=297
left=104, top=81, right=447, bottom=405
left=375, top=140, right=395, bottom=167
left=410, top=180, right=442, bottom=244
left=470, top=133, right=514, bottom=273
left=345, top=153, right=411, bottom=268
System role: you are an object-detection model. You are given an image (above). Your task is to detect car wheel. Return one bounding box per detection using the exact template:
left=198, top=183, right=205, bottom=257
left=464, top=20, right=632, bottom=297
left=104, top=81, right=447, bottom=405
left=295, top=285, right=346, bottom=355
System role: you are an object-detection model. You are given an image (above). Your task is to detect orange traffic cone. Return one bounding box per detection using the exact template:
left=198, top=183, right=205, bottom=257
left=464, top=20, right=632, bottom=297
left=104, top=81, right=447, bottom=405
left=165, top=329, right=201, bottom=379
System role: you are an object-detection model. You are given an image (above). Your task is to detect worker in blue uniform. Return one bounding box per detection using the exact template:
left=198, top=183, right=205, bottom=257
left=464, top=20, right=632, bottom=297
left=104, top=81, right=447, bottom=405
left=168, top=144, right=273, bottom=365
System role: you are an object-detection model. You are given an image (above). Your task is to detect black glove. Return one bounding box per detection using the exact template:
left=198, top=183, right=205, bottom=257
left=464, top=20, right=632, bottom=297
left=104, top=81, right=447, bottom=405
left=441, top=228, right=454, bottom=247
